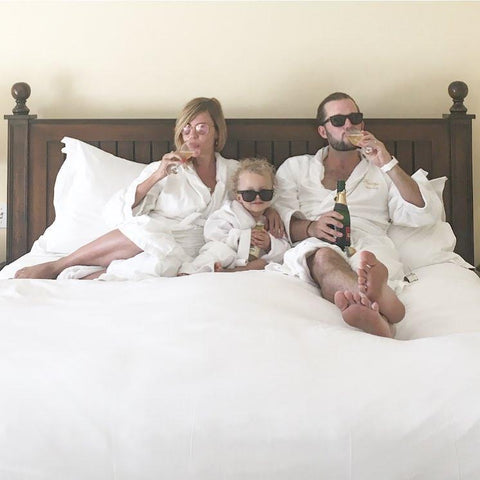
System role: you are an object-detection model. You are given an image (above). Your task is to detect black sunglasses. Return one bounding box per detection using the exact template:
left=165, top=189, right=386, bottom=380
left=237, top=189, right=274, bottom=202
left=322, top=112, right=364, bottom=127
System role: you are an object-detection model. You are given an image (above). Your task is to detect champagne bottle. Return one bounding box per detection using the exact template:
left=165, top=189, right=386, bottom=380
left=248, top=222, right=265, bottom=261
left=333, top=180, right=352, bottom=252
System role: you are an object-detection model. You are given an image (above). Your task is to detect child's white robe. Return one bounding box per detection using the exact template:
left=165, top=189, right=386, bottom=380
left=180, top=200, right=290, bottom=274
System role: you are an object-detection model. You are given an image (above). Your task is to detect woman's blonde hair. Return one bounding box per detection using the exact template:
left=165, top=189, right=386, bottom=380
left=174, top=97, right=227, bottom=151
left=230, top=157, right=276, bottom=194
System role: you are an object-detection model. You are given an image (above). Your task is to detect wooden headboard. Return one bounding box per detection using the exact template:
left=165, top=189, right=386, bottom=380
left=4, top=81, right=475, bottom=264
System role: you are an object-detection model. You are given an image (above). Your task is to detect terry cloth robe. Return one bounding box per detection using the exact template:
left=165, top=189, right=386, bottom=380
left=59, top=154, right=238, bottom=281
left=180, top=200, right=291, bottom=274
left=266, top=147, right=443, bottom=291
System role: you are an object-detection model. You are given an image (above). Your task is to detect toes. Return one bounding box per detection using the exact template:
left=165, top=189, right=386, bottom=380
left=334, top=291, right=349, bottom=310
left=344, top=290, right=356, bottom=304
left=359, top=293, right=371, bottom=307
left=353, top=291, right=363, bottom=304
left=358, top=275, right=367, bottom=285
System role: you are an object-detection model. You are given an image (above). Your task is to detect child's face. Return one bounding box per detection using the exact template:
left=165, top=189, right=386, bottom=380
left=235, top=171, right=273, bottom=217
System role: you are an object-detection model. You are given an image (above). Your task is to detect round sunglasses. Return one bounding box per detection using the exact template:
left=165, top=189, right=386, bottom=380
left=182, top=123, right=213, bottom=136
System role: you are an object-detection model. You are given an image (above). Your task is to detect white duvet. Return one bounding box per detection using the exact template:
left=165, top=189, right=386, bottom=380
left=1, top=259, right=480, bottom=479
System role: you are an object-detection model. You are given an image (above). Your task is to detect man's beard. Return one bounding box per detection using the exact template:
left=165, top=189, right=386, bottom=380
left=326, top=131, right=357, bottom=152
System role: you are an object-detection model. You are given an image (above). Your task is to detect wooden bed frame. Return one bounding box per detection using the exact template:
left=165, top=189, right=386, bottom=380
left=4, top=81, right=475, bottom=265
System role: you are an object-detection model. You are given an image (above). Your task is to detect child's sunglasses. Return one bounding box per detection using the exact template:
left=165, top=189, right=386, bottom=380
left=237, top=189, right=274, bottom=202
left=321, top=112, right=364, bottom=127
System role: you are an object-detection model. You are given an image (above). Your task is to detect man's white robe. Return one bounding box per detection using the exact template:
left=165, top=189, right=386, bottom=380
left=267, top=147, right=443, bottom=290
left=180, top=200, right=290, bottom=274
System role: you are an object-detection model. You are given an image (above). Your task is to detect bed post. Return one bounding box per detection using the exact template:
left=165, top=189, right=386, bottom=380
left=444, top=81, right=475, bottom=265
left=4, top=82, right=37, bottom=264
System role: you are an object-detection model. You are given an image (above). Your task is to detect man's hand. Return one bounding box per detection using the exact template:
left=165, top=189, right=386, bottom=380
left=308, top=211, right=344, bottom=243
left=263, top=207, right=285, bottom=238
left=356, top=130, right=425, bottom=207
left=356, top=131, right=392, bottom=169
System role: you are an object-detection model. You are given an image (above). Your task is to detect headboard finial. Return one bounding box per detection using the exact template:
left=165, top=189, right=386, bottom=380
left=448, top=81, right=468, bottom=114
left=11, top=82, right=31, bottom=115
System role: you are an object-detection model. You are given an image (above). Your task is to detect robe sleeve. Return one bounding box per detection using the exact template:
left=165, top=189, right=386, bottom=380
left=203, top=207, right=252, bottom=256
left=103, top=161, right=165, bottom=227
left=179, top=241, right=238, bottom=274
left=179, top=206, right=251, bottom=274
left=387, top=169, right=443, bottom=227
left=261, top=234, right=291, bottom=264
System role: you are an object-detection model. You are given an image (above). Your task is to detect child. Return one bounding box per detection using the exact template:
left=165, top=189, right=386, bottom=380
left=180, top=157, right=290, bottom=274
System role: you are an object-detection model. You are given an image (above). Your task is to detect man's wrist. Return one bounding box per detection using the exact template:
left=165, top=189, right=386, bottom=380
left=380, top=156, right=399, bottom=173
left=306, top=220, right=314, bottom=238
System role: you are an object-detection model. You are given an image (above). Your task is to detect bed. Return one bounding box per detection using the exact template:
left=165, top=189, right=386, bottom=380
left=1, top=81, right=480, bottom=479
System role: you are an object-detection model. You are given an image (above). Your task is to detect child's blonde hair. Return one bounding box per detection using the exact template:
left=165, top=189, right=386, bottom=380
left=230, top=157, right=276, bottom=194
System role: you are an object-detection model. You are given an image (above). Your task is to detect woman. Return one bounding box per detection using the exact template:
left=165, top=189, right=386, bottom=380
left=15, top=98, right=282, bottom=280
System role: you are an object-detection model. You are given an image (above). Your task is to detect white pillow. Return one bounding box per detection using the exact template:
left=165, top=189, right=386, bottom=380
left=387, top=176, right=472, bottom=272
left=32, top=137, right=145, bottom=254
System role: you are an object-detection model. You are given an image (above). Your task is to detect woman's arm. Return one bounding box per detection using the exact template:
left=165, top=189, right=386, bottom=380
left=132, top=151, right=182, bottom=208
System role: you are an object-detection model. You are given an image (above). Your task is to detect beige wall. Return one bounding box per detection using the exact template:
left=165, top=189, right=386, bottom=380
left=0, top=1, right=479, bottom=264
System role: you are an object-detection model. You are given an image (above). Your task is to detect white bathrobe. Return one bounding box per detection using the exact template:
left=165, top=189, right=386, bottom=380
left=180, top=200, right=291, bottom=274
left=86, top=153, right=238, bottom=280
left=267, top=147, right=443, bottom=290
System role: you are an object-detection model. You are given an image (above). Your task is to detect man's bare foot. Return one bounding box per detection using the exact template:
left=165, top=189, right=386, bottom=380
left=14, top=261, right=62, bottom=279
left=356, top=251, right=405, bottom=324
left=334, top=290, right=394, bottom=338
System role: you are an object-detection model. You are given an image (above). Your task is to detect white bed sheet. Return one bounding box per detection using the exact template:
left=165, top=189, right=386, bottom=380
left=1, top=257, right=480, bottom=479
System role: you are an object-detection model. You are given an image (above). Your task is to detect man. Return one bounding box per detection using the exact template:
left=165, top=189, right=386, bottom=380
left=271, top=92, right=442, bottom=337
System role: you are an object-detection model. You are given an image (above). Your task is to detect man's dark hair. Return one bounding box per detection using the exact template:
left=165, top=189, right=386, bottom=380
left=316, top=92, right=360, bottom=126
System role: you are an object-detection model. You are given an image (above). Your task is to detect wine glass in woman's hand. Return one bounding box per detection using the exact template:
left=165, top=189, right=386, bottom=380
left=166, top=143, right=195, bottom=175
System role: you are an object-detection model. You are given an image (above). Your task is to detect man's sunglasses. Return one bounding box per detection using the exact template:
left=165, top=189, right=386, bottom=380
left=237, top=189, right=274, bottom=202
left=321, top=112, right=364, bottom=127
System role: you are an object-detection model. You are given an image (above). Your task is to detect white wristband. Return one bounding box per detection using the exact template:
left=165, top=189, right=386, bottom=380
left=380, top=156, right=399, bottom=173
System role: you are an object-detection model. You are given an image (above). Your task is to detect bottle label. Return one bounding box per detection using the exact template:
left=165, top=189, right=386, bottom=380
left=248, top=223, right=264, bottom=260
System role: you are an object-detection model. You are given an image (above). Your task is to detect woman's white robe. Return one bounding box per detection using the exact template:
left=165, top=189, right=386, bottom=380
left=96, top=153, right=238, bottom=280
left=267, top=147, right=443, bottom=290
left=180, top=200, right=290, bottom=274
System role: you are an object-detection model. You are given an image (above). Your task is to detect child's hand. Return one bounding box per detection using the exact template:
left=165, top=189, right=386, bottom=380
left=251, top=228, right=271, bottom=252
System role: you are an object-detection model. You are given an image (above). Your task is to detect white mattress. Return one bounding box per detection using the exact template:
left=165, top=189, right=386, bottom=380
left=1, top=256, right=480, bottom=479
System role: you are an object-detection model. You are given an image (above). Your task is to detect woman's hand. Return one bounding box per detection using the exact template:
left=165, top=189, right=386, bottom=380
left=156, top=151, right=182, bottom=179
left=132, top=151, right=181, bottom=208
left=263, top=207, right=285, bottom=238
left=251, top=227, right=271, bottom=252
left=308, top=211, right=344, bottom=243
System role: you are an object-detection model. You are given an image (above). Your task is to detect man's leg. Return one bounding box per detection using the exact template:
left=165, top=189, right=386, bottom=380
left=14, top=229, right=142, bottom=279
left=307, top=248, right=402, bottom=337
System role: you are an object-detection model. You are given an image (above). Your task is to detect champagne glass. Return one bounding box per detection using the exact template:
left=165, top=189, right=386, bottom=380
left=166, top=143, right=195, bottom=175
left=345, top=129, right=373, bottom=154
